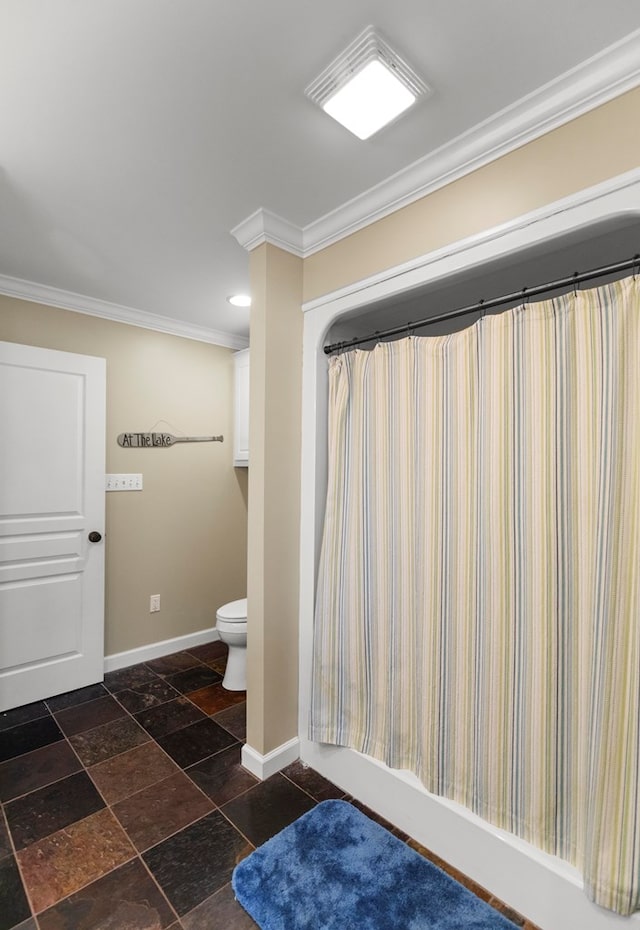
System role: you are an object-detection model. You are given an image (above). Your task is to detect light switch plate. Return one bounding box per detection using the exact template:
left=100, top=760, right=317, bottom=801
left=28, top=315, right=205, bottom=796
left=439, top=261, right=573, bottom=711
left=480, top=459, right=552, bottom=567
left=105, top=474, right=143, bottom=491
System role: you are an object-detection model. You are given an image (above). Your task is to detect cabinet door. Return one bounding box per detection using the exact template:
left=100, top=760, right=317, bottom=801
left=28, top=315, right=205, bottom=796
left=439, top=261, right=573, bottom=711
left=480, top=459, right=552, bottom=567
left=234, top=349, right=249, bottom=466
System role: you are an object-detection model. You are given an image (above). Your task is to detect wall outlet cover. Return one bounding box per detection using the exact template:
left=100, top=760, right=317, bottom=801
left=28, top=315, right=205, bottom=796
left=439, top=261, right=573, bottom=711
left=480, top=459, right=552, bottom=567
left=106, top=474, right=143, bottom=491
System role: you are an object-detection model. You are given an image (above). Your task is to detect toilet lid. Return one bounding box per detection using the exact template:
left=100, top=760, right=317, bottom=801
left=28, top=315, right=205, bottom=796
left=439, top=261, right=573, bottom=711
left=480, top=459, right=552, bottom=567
left=216, top=597, right=247, bottom=622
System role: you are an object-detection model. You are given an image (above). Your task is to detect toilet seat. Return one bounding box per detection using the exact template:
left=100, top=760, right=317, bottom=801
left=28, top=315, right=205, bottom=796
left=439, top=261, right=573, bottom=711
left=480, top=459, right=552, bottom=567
left=216, top=597, right=247, bottom=623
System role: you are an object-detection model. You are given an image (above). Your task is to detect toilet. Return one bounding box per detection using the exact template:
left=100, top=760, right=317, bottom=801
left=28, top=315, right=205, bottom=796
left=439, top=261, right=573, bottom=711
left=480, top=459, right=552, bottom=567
left=215, top=597, right=247, bottom=691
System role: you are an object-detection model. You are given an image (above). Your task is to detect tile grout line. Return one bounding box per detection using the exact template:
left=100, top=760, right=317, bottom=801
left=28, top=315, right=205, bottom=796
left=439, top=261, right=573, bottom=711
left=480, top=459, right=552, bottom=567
left=132, top=847, right=182, bottom=928
left=0, top=745, right=81, bottom=807
left=278, top=769, right=347, bottom=806
left=178, top=879, right=235, bottom=927
left=79, top=667, right=245, bottom=827
left=108, top=666, right=239, bottom=754
left=6, top=672, right=286, bottom=927
left=2, top=719, right=108, bottom=925
left=31, top=846, right=140, bottom=920
left=12, top=714, right=185, bottom=925
left=107, top=653, right=220, bottom=712
left=104, top=763, right=220, bottom=856
left=63, top=657, right=244, bottom=804
left=0, top=655, right=217, bottom=930
left=118, top=647, right=243, bottom=928
left=29, top=843, right=180, bottom=927
left=0, top=706, right=51, bottom=731
left=212, top=775, right=260, bottom=812
left=48, top=659, right=242, bottom=926
left=1, top=792, right=39, bottom=925
left=25, top=730, right=190, bottom=927
left=2, top=650, right=249, bottom=930
left=10, top=725, right=141, bottom=923
left=11, top=698, right=224, bottom=800
left=214, top=801, right=258, bottom=854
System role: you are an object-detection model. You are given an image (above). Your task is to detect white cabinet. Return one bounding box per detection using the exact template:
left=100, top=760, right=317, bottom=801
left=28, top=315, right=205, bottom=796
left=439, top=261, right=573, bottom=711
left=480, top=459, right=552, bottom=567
left=233, top=348, right=249, bottom=466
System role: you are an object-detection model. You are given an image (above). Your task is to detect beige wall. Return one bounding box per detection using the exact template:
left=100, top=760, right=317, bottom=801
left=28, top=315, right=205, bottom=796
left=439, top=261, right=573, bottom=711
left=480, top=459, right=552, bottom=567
left=0, top=296, right=248, bottom=656
left=303, top=86, right=640, bottom=302
left=246, top=244, right=303, bottom=754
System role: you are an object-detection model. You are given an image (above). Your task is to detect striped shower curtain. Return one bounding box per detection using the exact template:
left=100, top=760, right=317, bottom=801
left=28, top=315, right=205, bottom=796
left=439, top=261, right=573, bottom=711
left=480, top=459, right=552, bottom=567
left=310, top=275, right=640, bottom=915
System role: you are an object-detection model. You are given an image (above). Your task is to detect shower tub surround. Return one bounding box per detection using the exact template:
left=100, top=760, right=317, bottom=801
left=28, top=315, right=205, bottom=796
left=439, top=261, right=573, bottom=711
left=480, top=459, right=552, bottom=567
left=298, top=171, right=640, bottom=930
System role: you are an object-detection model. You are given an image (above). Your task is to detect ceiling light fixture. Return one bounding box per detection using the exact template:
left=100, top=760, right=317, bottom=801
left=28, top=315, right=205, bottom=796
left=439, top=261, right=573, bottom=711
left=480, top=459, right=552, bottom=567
left=305, top=26, right=430, bottom=140
left=227, top=294, right=252, bottom=308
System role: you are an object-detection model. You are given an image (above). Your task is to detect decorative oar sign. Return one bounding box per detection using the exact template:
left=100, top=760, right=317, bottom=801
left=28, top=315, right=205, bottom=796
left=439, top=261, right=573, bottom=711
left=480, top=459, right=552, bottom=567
left=117, top=432, right=223, bottom=447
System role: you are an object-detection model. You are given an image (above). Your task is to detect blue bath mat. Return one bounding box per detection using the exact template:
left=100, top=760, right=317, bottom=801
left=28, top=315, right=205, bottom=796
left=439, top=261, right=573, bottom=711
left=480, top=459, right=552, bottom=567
left=232, top=799, right=518, bottom=929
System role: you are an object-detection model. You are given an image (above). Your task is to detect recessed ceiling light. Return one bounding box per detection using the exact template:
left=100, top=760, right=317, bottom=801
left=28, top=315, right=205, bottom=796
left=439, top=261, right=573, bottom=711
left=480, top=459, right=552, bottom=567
left=227, top=294, right=252, bottom=307
left=305, top=26, right=430, bottom=140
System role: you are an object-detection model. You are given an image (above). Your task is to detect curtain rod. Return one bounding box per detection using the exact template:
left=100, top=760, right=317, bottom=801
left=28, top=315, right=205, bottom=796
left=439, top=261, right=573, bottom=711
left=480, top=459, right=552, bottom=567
left=323, top=255, right=640, bottom=355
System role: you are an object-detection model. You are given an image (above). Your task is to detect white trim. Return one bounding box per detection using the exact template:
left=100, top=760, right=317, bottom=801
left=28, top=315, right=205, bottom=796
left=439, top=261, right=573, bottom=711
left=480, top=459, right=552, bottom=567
left=299, top=740, right=638, bottom=930
left=232, top=31, right=640, bottom=261
left=241, top=736, right=300, bottom=780
left=298, top=174, right=640, bottom=930
left=302, top=168, right=640, bottom=318
left=0, top=273, right=249, bottom=350
left=104, top=627, right=220, bottom=672
left=231, top=209, right=305, bottom=257
left=303, top=29, right=640, bottom=255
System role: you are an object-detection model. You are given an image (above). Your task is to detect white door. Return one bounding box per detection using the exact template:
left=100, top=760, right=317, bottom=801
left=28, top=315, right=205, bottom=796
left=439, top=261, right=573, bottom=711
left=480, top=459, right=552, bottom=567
left=0, top=341, right=106, bottom=711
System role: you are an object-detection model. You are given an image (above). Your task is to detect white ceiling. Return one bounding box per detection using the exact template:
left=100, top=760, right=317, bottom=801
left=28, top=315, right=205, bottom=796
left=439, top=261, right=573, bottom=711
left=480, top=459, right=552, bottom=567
left=1, top=1, right=640, bottom=346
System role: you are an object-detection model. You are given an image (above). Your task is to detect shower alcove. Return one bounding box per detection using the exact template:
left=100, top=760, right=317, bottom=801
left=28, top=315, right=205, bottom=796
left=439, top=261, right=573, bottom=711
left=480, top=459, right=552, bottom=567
left=297, top=169, right=640, bottom=930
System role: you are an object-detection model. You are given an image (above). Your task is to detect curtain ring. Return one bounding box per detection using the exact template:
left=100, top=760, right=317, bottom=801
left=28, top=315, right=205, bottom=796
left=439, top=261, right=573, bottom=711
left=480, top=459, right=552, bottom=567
left=406, top=321, right=415, bottom=337
left=479, top=298, right=486, bottom=320
left=521, top=286, right=528, bottom=310
left=573, top=271, right=579, bottom=297
left=633, top=254, right=640, bottom=280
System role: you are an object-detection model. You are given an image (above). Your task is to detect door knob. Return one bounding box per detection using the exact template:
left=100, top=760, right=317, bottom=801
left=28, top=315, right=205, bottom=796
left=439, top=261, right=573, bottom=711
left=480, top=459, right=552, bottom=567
left=88, top=531, right=102, bottom=543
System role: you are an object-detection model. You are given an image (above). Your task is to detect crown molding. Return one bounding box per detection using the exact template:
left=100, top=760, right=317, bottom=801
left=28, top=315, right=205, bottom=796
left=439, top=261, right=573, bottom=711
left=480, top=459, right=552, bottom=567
left=231, top=208, right=305, bottom=257
left=0, top=274, right=249, bottom=349
left=231, top=30, right=640, bottom=261
left=302, top=29, right=640, bottom=255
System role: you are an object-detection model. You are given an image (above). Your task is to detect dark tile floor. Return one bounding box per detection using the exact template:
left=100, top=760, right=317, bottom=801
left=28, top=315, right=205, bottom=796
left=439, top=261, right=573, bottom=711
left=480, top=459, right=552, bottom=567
left=0, top=642, right=541, bottom=930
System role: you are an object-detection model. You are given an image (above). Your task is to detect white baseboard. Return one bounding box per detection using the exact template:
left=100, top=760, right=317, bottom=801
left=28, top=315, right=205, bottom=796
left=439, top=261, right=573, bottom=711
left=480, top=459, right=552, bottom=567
left=104, top=628, right=220, bottom=672
left=241, top=736, right=300, bottom=780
